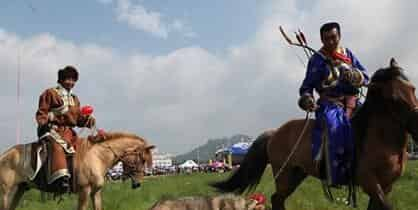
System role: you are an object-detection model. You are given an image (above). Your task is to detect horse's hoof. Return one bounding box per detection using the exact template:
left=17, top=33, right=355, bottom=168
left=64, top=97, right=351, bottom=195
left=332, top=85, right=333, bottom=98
left=131, top=182, right=141, bottom=189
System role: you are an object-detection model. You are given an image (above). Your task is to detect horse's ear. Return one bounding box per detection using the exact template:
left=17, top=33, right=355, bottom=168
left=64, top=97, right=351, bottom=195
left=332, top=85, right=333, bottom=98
left=390, top=58, right=400, bottom=69
left=146, top=145, right=156, bottom=151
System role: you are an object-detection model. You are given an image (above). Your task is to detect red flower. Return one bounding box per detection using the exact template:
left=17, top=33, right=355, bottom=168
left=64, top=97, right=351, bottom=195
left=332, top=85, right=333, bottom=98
left=80, top=105, right=94, bottom=116
left=249, top=193, right=266, bottom=205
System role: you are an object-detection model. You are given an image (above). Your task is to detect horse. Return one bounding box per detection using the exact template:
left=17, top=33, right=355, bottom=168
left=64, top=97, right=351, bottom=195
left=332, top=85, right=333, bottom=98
left=212, top=58, right=418, bottom=210
left=0, top=131, right=155, bottom=210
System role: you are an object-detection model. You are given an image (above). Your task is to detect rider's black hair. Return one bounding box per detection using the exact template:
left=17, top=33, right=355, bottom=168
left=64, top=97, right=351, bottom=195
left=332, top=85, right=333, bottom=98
left=320, top=22, right=341, bottom=39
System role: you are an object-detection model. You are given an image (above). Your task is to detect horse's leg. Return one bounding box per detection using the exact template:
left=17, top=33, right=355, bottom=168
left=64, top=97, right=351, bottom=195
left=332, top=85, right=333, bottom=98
left=362, top=180, right=393, bottom=210
left=0, top=183, right=17, bottom=210
left=0, top=146, right=25, bottom=210
left=8, top=184, right=27, bottom=210
left=367, top=184, right=393, bottom=210
left=77, top=186, right=91, bottom=210
left=1, top=189, right=10, bottom=210
left=90, top=188, right=103, bottom=210
left=271, top=167, right=307, bottom=210
left=367, top=194, right=392, bottom=210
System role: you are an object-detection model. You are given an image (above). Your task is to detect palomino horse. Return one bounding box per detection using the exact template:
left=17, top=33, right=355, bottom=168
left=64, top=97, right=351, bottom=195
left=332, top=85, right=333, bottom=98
left=0, top=132, right=155, bottom=210
left=212, top=58, right=418, bottom=210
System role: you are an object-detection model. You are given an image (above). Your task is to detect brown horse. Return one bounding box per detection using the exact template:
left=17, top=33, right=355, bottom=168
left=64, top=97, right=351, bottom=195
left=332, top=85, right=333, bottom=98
left=212, top=58, right=418, bottom=210
left=0, top=132, right=155, bottom=210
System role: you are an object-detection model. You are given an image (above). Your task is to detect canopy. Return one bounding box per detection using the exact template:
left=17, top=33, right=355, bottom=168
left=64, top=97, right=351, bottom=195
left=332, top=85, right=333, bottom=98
left=228, top=142, right=251, bottom=155
left=179, top=160, right=198, bottom=168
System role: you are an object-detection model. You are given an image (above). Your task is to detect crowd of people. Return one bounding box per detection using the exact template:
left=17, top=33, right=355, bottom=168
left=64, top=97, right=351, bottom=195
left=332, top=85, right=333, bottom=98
left=106, top=161, right=234, bottom=181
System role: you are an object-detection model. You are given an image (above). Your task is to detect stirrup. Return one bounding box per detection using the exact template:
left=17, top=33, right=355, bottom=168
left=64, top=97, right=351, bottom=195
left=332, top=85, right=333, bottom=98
left=55, top=176, right=70, bottom=193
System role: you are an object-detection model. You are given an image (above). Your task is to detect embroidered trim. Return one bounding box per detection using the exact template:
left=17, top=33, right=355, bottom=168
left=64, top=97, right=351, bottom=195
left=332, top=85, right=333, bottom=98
left=50, top=86, right=75, bottom=116
left=46, top=130, right=76, bottom=154
left=48, top=168, right=70, bottom=184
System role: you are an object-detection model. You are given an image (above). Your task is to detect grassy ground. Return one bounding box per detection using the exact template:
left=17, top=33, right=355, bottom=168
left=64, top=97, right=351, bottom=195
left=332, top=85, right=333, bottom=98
left=15, top=161, right=418, bottom=210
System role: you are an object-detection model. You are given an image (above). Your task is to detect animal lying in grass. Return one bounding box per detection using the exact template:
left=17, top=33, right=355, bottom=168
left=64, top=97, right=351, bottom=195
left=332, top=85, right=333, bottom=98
left=149, top=193, right=267, bottom=210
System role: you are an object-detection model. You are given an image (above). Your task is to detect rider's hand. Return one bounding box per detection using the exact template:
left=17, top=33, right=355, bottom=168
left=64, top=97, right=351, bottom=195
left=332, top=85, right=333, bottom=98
left=85, top=116, right=96, bottom=128
left=342, top=70, right=353, bottom=82
left=342, top=68, right=364, bottom=87
left=37, top=123, right=50, bottom=138
left=298, top=94, right=316, bottom=112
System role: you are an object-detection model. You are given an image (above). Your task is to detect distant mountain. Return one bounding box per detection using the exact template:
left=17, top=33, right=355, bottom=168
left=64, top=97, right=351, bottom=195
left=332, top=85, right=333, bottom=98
left=174, top=134, right=252, bottom=164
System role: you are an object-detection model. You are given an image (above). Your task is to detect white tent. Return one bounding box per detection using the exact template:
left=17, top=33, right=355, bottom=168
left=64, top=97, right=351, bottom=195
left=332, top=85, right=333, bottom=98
left=179, top=160, right=198, bottom=168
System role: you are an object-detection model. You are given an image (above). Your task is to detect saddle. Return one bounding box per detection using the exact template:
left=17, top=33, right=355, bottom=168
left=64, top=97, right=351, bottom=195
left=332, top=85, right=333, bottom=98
left=22, top=141, right=77, bottom=194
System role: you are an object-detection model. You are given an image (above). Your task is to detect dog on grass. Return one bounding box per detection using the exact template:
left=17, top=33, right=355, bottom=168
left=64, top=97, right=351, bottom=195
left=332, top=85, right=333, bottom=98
left=149, top=193, right=266, bottom=210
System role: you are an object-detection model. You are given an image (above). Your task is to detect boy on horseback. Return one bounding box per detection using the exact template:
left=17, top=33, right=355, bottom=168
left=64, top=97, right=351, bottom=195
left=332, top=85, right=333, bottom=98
left=298, top=22, right=369, bottom=186
left=36, top=66, right=96, bottom=191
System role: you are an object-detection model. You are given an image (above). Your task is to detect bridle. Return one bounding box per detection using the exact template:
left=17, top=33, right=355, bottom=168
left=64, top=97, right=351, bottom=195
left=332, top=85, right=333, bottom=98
left=104, top=144, right=146, bottom=179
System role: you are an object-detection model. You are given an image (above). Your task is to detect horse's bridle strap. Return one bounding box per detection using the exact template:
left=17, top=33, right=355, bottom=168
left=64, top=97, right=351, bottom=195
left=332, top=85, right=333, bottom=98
left=104, top=144, right=121, bottom=162
left=103, top=144, right=143, bottom=176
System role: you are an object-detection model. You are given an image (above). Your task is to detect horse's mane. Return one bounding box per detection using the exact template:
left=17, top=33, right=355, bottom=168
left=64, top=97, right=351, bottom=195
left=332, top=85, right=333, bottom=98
left=76, top=131, right=147, bottom=161
left=352, top=65, right=410, bottom=152
left=369, top=65, right=408, bottom=83
left=102, top=132, right=146, bottom=143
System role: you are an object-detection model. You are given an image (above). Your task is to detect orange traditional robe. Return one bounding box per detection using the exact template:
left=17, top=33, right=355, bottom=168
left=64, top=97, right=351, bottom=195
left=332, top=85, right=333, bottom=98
left=36, top=86, right=93, bottom=184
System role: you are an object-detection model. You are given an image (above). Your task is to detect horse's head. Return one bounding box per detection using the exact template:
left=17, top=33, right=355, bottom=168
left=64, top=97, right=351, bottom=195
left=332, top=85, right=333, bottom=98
left=365, top=58, right=418, bottom=142
left=367, top=58, right=417, bottom=111
left=121, top=144, right=155, bottom=189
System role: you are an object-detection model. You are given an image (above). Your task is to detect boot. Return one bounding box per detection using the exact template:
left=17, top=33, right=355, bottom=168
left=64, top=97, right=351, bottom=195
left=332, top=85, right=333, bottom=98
left=55, top=176, right=70, bottom=192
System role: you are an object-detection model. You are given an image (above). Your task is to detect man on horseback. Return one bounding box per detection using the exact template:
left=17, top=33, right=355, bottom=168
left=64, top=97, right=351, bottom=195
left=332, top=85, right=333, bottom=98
left=36, top=66, right=96, bottom=191
left=298, top=22, right=369, bottom=186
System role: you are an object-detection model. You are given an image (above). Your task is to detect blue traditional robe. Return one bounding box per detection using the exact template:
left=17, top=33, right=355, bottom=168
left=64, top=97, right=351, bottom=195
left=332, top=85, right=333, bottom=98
left=299, top=47, right=368, bottom=185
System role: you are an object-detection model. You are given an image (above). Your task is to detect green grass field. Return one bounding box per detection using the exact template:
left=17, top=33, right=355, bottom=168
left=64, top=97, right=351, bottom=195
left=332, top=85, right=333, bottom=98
left=15, top=161, right=418, bottom=210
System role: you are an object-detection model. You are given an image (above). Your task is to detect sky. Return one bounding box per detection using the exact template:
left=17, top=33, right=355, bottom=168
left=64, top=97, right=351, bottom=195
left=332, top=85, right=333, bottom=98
left=1, top=0, right=417, bottom=154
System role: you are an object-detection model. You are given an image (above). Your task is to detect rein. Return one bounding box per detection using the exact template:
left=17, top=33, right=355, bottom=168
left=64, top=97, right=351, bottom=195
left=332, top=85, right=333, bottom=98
left=103, top=144, right=121, bottom=163
left=274, top=112, right=311, bottom=180
left=102, top=144, right=144, bottom=178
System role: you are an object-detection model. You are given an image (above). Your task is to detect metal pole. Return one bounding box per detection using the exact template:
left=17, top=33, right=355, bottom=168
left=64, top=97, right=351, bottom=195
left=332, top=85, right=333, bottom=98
left=197, top=148, right=200, bottom=165
left=16, top=49, right=21, bottom=145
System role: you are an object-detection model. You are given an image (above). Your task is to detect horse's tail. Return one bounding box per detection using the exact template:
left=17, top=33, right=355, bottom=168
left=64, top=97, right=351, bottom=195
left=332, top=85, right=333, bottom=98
left=210, top=129, right=274, bottom=194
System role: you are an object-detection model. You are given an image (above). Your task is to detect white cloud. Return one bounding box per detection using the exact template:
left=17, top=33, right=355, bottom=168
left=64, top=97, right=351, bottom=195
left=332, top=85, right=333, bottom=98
left=113, top=0, right=195, bottom=39
left=115, top=0, right=168, bottom=38
left=2, top=0, right=418, bottom=154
